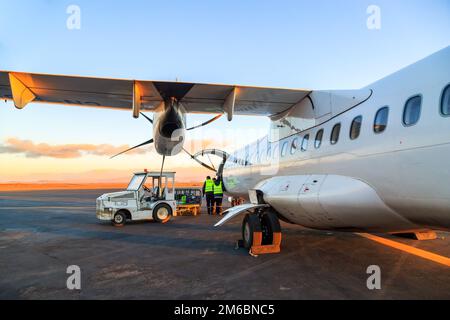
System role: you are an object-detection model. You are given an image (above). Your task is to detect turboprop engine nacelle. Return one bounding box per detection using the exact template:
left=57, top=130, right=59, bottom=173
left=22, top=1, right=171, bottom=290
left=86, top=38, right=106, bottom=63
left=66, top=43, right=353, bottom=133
left=152, top=99, right=186, bottom=156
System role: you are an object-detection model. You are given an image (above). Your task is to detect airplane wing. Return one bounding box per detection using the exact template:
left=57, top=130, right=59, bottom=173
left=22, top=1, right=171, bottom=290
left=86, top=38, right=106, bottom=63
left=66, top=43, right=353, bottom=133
left=0, top=71, right=311, bottom=120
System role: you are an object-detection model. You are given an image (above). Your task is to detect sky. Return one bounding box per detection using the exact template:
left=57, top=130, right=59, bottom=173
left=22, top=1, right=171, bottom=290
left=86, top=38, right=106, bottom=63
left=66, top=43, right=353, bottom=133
left=0, top=0, right=449, bottom=183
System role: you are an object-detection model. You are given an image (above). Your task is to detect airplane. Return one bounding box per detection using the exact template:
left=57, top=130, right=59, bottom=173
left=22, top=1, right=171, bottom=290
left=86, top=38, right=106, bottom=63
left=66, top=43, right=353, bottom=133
left=1, top=46, right=449, bottom=253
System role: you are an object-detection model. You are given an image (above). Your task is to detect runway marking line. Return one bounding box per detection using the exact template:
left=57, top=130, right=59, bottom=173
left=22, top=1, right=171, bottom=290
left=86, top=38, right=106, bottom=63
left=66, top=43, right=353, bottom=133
left=356, top=233, right=450, bottom=267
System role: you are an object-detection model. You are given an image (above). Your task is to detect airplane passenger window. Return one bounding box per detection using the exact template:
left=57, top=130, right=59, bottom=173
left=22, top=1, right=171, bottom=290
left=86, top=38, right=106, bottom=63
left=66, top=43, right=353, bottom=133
left=281, top=141, right=288, bottom=157
left=330, top=124, right=341, bottom=145
left=350, top=116, right=362, bottom=140
left=374, top=107, right=389, bottom=133
left=441, top=85, right=450, bottom=116
left=315, top=129, right=324, bottom=149
left=301, top=134, right=310, bottom=151
left=403, top=96, right=422, bottom=126
left=291, top=138, right=299, bottom=154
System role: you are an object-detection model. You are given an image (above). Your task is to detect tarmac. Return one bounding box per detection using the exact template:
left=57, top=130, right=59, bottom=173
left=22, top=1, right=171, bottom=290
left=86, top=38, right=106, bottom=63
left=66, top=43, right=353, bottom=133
left=0, top=189, right=449, bottom=300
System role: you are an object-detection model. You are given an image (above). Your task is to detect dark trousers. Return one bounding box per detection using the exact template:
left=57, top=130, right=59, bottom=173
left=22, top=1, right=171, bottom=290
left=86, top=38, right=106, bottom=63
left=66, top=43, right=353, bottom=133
left=205, top=193, right=214, bottom=215
left=214, top=196, right=223, bottom=215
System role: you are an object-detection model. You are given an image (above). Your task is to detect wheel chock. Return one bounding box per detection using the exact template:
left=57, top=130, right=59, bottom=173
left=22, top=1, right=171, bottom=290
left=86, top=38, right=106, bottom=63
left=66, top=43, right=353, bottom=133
left=235, top=235, right=281, bottom=256
left=248, top=212, right=282, bottom=255
left=250, top=212, right=282, bottom=255
left=250, top=231, right=282, bottom=255
left=237, top=212, right=283, bottom=255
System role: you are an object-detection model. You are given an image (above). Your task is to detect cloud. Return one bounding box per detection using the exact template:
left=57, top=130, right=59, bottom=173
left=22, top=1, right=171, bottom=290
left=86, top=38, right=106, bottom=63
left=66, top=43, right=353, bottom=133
left=0, top=138, right=149, bottom=159
left=0, top=136, right=234, bottom=160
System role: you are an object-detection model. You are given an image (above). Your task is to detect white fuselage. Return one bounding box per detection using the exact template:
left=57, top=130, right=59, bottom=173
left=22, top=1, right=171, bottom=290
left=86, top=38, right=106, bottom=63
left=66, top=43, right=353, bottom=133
left=222, top=47, right=450, bottom=233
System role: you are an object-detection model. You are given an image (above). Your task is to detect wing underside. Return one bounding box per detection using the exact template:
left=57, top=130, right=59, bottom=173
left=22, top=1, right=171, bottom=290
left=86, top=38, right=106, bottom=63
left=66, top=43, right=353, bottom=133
left=0, top=71, right=311, bottom=119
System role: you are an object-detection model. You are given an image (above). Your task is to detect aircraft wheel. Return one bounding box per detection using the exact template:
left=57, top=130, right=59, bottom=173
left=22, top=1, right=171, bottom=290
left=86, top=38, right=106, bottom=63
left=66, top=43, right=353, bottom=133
left=242, top=214, right=260, bottom=249
left=112, top=211, right=126, bottom=227
left=260, top=211, right=280, bottom=245
left=153, top=203, right=173, bottom=223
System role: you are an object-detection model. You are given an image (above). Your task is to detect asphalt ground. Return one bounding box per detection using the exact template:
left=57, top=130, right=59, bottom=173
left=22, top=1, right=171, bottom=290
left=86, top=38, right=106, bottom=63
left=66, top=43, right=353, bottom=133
left=0, top=189, right=449, bottom=299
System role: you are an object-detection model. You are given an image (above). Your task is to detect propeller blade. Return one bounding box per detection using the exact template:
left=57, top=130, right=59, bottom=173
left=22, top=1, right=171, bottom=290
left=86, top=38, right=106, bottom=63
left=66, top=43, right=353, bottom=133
left=140, top=112, right=153, bottom=124
left=110, top=139, right=154, bottom=159
left=182, top=148, right=216, bottom=172
left=186, top=114, right=222, bottom=131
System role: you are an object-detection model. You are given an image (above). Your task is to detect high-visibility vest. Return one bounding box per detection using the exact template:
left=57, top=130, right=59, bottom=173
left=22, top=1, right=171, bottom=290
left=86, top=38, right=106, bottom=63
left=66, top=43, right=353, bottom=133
left=204, top=179, right=214, bottom=193
left=213, top=181, right=223, bottom=195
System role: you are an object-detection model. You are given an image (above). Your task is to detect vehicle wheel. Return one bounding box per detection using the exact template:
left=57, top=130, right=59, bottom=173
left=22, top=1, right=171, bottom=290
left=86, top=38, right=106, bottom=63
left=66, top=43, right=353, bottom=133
left=153, top=203, right=173, bottom=223
left=112, top=211, right=126, bottom=227
left=242, top=214, right=261, bottom=249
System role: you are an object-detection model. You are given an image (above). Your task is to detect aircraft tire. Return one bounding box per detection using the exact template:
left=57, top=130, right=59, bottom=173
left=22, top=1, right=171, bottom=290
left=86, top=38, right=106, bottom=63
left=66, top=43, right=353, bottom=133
left=261, top=211, right=281, bottom=245
left=242, top=214, right=261, bottom=249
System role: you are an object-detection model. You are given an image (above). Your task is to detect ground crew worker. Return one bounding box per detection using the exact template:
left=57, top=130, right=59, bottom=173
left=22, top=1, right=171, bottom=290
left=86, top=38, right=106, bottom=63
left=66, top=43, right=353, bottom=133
left=213, top=176, right=224, bottom=215
left=202, top=176, right=214, bottom=215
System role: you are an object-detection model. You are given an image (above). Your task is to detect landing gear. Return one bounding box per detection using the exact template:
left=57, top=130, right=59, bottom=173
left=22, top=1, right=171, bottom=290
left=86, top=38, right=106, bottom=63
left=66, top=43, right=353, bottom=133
left=240, top=210, right=282, bottom=255
left=242, top=214, right=258, bottom=249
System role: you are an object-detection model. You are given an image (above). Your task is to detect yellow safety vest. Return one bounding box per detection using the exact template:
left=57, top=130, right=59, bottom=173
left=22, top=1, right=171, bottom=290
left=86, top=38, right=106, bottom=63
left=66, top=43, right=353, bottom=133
left=213, top=181, right=223, bottom=195
left=204, top=179, right=214, bottom=193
